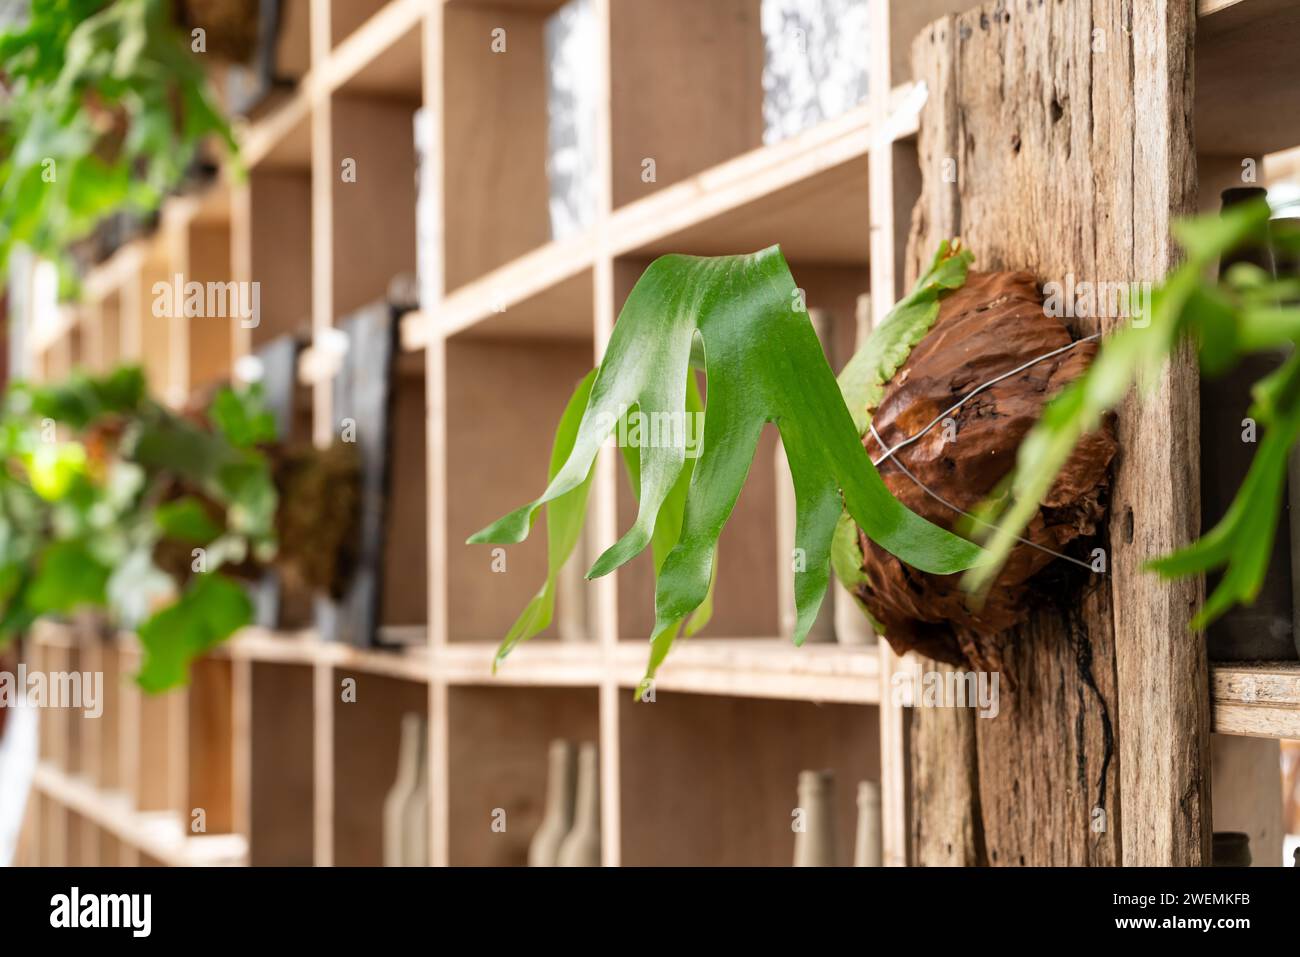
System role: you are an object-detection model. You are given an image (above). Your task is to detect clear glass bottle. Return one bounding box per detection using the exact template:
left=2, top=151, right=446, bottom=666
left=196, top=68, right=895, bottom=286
left=556, top=742, right=601, bottom=867
left=793, top=769, right=838, bottom=866
left=528, top=739, right=578, bottom=867
left=853, top=780, right=882, bottom=866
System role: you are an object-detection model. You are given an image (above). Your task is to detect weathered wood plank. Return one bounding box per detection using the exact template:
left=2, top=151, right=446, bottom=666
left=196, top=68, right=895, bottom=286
left=1211, top=662, right=1300, bottom=739
left=905, top=0, right=1206, bottom=866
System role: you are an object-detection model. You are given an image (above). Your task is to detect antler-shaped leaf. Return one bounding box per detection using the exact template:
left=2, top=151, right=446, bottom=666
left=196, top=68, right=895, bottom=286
left=470, top=246, right=984, bottom=660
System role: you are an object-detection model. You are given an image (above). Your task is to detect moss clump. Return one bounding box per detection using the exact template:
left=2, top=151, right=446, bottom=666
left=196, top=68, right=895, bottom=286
left=854, top=271, right=1116, bottom=676
left=272, top=440, right=361, bottom=600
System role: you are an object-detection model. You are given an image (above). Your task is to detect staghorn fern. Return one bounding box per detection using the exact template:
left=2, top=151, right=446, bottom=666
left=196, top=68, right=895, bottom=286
left=469, top=244, right=984, bottom=689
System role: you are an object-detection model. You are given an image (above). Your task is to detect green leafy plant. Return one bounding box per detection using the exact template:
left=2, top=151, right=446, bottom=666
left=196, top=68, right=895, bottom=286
left=0, top=365, right=277, bottom=690
left=0, top=0, right=238, bottom=285
left=972, top=197, right=1300, bottom=628
left=476, top=206, right=1300, bottom=680
left=470, top=246, right=985, bottom=687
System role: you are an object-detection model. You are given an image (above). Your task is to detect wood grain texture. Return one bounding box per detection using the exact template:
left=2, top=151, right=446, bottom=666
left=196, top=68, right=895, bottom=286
left=332, top=671, right=428, bottom=866
left=619, top=694, right=879, bottom=866
left=248, top=661, right=315, bottom=866
left=442, top=3, right=551, bottom=290
left=446, top=686, right=599, bottom=866
left=187, top=657, right=235, bottom=835
left=1211, top=661, right=1300, bottom=738
left=608, top=0, right=763, bottom=209
left=905, top=0, right=1205, bottom=866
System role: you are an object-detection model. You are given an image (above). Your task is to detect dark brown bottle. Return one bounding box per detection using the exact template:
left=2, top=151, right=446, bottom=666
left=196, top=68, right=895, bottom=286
left=1212, top=831, right=1252, bottom=867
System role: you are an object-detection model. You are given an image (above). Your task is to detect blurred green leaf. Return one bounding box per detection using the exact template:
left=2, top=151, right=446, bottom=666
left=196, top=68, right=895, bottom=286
left=136, top=573, right=252, bottom=692
left=0, top=0, right=239, bottom=278
left=210, top=385, right=278, bottom=449
left=154, top=496, right=222, bottom=544
left=28, top=539, right=111, bottom=613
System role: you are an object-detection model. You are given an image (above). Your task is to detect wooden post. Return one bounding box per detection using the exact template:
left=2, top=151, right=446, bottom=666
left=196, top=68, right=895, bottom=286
left=904, top=0, right=1208, bottom=866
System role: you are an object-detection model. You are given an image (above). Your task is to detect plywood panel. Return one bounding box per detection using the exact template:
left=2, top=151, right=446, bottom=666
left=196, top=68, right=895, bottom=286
left=620, top=694, right=879, bottom=866
left=444, top=336, right=593, bottom=641
left=136, top=683, right=184, bottom=813
left=100, top=293, right=122, bottom=370
left=249, top=170, right=313, bottom=347
left=331, top=0, right=392, bottom=47
left=249, top=662, right=314, bottom=865
left=447, top=686, right=599, bottom=866
left=609, top=0, right=764, bottom=208
left=442, top=3, right=551, bottom=289
left=188, top=656, right=235, bottom=835
left=332, top=95, right=420, bottom=318
left=188, top=221, right=236, bottom=392
left=381, top=373, right=429, bottom=627
left=333, top=671, right=428, bottom=865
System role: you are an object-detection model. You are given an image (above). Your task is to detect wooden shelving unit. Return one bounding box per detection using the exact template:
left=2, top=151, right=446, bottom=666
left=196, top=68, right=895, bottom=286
left=15, top=0, right=1300, bottom=868
left=1211, top=663, right=1300, bottom=740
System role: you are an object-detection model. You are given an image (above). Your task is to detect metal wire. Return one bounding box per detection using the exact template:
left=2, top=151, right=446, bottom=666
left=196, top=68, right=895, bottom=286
left=870, top=333, right=1102, bottom=468
left=866, top=333, right=1105, bottom=574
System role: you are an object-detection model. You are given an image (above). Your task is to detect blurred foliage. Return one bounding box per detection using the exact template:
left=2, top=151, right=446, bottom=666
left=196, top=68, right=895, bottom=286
left=970, top=199, right=1300, bottom=631
left=0, top=366, right=276, bottom=690
left=0, top=0, right=238, bottom=289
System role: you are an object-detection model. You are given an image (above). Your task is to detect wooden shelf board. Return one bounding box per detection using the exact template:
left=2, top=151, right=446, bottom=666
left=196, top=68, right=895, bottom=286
left=239, top=87, right=311, bottom=170
left=443, top=0, right=570, bottom=11
left=320, top=0, right=424, bottom=100
left=29, top=617, right=78, bottom=648
left=163, top=183, right=232, bottom=228
left=614, top=639, right=880, bottom=705
left=435, top=641, right=604, bottom=687
left=221, top=627, right=432, bottom=683
left=1210, top=660, right=1300, bottom=739
left=82, top=242, right=148, bottom=303
left=33, top=764, right=248, bottom=866
left=883, top=81, right=925, bottom=143
left=413, top=238, right=596, bottom=345
left=404, top=105, right=891, bottom=349
left=609, top=103, right=874, bottom=263
left=1196, top=0, right=1300, bottom=157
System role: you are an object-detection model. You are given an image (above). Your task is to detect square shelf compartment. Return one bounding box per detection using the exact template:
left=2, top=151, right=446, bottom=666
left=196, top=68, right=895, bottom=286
left=331, top=0, right=402, bottom=50
left=611, top=257, right=869, bottom=645
left=1196, top=0, right=1300, bottom=159
left=619, top=692, right=879, bottom=866
left=445, top=321, right=595, bottom=644
left=246, top=660, right=315, bottom=865
left=331, top=65, right=422, bottom=323
left=331, top=669, right=428, bottom=865
left=447, top=685, right=599, bottom=866
left=243, top=159, right=313, bottom=352
left=441, top=0, right=568, bottom=291
left=608, top=0, right=765, bottom=211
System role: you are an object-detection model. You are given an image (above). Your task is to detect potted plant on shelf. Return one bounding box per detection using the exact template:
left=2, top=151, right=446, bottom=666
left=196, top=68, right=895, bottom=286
left=0, top=0, right=238, bottom=288
left=472, top=198, right=1300, bottom=690
left=0, top=366, right=360, bottom=691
